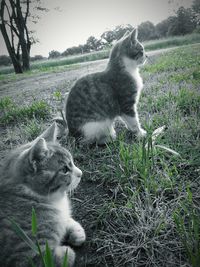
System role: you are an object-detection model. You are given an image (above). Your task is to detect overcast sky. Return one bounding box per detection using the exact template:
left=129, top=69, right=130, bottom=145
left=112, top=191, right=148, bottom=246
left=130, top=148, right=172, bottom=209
left=0, top=0, right=193, bottom=57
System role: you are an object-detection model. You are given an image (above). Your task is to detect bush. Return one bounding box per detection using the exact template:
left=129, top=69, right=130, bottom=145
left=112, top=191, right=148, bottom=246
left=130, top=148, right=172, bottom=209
left=0, top=55, right=11, bottom=66
left=31, top=55, right=45, bottom=62
left=48, top=50, right=61, bottom=59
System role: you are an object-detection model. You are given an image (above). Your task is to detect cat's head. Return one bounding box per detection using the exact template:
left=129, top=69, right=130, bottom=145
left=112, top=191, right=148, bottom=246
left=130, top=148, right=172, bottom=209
left=1, top=122, right=82, bottom=195
left=111, top=28, right=146, bottom=67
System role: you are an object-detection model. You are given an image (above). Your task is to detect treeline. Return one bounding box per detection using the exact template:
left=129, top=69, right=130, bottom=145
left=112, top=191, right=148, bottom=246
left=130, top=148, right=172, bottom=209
left=48, top=3, right=200, bottom=59
left=0, top=1, right=199, bottom=65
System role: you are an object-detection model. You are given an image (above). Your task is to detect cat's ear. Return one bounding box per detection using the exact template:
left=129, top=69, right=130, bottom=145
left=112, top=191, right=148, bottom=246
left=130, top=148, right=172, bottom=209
left=122, top=30, right=130, bottom=39
left=29, top=138, right=49, bottom=170
left=130, top=28, right=138, bottom=43
left=38, top=122, right=58, bottom=143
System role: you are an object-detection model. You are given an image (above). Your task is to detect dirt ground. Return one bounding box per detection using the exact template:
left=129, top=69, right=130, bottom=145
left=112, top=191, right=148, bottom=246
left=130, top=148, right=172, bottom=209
left=0, top=46, right=177, bottom=104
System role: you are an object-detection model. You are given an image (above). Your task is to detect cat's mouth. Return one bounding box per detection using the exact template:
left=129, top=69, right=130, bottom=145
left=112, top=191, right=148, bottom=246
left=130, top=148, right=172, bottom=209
left=134, top=51, right=144, bottom=59
left=51, top=184, right=62, bottom=192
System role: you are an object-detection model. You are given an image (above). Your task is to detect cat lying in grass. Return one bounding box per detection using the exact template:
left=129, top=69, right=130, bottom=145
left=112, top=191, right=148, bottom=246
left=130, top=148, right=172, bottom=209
left=0, top=122, right=86, bottom=267
left=64, top=28, right=147, bottom=144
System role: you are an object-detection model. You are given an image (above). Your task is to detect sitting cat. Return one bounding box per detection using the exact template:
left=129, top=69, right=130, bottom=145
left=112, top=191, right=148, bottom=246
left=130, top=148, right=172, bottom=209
left=64, top=28, right=147, bottom=144
left=0, top=122, right=86, bottom=267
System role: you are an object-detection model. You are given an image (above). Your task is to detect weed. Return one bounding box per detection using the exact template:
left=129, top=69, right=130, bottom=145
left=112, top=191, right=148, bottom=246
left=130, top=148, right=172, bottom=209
left=0, top=97, right=50, bottom=125
left=21, top=120, right=43, bottom=140
left=176, top=88, right=200, bottom=115
left=173, top=187, right=200, bottom=267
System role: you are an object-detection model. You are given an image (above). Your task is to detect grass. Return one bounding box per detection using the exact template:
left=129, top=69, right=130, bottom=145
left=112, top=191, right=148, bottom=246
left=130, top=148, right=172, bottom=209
left=0, top=33, right=199, bottom=76
left=0, top=97, right=50, bottom=125
left=173, top=187, right=200, bottom=267
left=0, top=43, right=200, bottom=266
left=144, top=33, right=200, bottom=51
left=65, top=43, right=199, bottom=266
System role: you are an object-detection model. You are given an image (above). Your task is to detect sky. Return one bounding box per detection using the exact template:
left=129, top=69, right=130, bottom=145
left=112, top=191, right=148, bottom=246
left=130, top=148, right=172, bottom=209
left=0, top=0, right=193, bottom=57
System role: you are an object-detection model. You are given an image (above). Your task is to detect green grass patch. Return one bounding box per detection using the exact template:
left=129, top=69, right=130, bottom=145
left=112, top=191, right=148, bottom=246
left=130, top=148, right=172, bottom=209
left=174, top=187, right=200, bottom=267
left=0, top=97, right=50, bottom=125
left=143, top=43, right=200, bottom=73
left=144, top=33, right=200, bottom=51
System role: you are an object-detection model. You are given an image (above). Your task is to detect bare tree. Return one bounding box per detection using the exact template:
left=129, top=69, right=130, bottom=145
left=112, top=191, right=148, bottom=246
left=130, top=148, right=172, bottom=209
left=0, top=0, right=47, bottom=73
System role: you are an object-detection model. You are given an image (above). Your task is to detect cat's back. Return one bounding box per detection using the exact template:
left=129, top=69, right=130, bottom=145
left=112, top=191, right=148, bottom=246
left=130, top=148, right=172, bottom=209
left=67, top=70, right=114, bottom=102
left=66, top=70, right=119, bottom=133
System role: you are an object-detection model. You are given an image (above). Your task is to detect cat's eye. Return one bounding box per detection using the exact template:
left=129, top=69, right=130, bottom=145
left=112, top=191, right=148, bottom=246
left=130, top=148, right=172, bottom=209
left=61, top=165, right=70, bottom=174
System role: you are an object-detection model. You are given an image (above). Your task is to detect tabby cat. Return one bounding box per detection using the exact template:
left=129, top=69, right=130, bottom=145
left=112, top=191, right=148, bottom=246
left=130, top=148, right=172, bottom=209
left=65, top=28, right=147, bottom=144
left=0, top=122, right=86, bottom=267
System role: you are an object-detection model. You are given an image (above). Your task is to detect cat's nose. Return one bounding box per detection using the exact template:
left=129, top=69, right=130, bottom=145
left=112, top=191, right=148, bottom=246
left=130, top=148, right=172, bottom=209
left=75, top=166, right=82, bottom=178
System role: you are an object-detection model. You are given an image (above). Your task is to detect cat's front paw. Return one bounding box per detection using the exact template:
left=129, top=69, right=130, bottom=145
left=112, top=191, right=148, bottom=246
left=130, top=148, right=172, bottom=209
left=54, top=245, right=75, bottom=267
left=67, top=221, right=86, bottom=247
left=137, top=128, right=147, bottom=138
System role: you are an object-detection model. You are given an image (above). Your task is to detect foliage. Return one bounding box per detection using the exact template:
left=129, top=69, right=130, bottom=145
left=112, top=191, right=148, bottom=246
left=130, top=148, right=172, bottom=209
left=31, top=55, right=46, bottom=62
left=48, top=50, right=61, bottom=59
left=0, top=55, right=11, bottom=66
left=86, top=36, right=103, bottom=52
left=0, top=97, right=50, bottom=124
left=138, top=21, right=157, bottom=41
left=192, top=0, right=200, bottom=25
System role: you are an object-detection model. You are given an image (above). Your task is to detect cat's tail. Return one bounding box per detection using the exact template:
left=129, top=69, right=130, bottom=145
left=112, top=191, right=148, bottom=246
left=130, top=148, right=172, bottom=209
left=53, top=92, right=69, bottom=136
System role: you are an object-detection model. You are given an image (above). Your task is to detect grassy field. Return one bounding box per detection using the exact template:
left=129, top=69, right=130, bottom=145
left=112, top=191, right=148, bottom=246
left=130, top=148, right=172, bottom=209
left=0, top=33, right=200, bottom=76
left=0, top=43, right=200, bottom=266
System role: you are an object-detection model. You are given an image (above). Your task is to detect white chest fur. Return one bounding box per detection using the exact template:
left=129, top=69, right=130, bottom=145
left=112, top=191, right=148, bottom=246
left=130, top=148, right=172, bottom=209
left=50, top=192, right=71, bottom=226
left=123, top=56, right=143, bottom=91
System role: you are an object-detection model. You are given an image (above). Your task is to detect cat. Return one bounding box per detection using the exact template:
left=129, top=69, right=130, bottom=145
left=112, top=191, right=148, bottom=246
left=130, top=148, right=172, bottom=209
left=0, top=122, right=86, bottom=267
left=64, top=28, right=147, bottom=144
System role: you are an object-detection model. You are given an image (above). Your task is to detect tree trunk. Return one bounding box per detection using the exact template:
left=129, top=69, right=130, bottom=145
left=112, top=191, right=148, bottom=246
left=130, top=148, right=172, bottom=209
left=21, top=39, right=30, bottom=71
left=16, top=0, right=30, bottom=71
left=0, top=23, right=23, bottom=74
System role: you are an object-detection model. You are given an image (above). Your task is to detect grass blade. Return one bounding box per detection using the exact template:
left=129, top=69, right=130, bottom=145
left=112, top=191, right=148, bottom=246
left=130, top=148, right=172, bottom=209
left=32, top=207, right=37, bottom=237
left=9, top=218, right=38, bottom=254
left=62, top=251, right=68, bottom=267
left=152, top=125, right=166, bottom=142
left=44, top=241, right=55, bottom=267
left=154, top=144, right=180, bottom=156
left=36, top=240, right=46, bottom=267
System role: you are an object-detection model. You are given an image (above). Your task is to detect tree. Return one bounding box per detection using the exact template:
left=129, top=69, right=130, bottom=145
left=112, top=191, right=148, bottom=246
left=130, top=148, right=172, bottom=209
left=0, top=0, right=47, bottom=73
left=156, top=19, right=170, bottom=38
left=192, top=0, right=200, bottom=25
left=176, top=7, right=196, bottom=34
left=114, top=24, right=133, bottom=40
left=167, top=7, right=195, bottom=36
left=48, top=50, right=61, bottom=59
left=86, top=36, right=102, bottom=51
left=101, top=30, right=116, bottom=45
left=101, top=24, right=133, bottom=46
left=138, top=21, right=157, bottom=41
